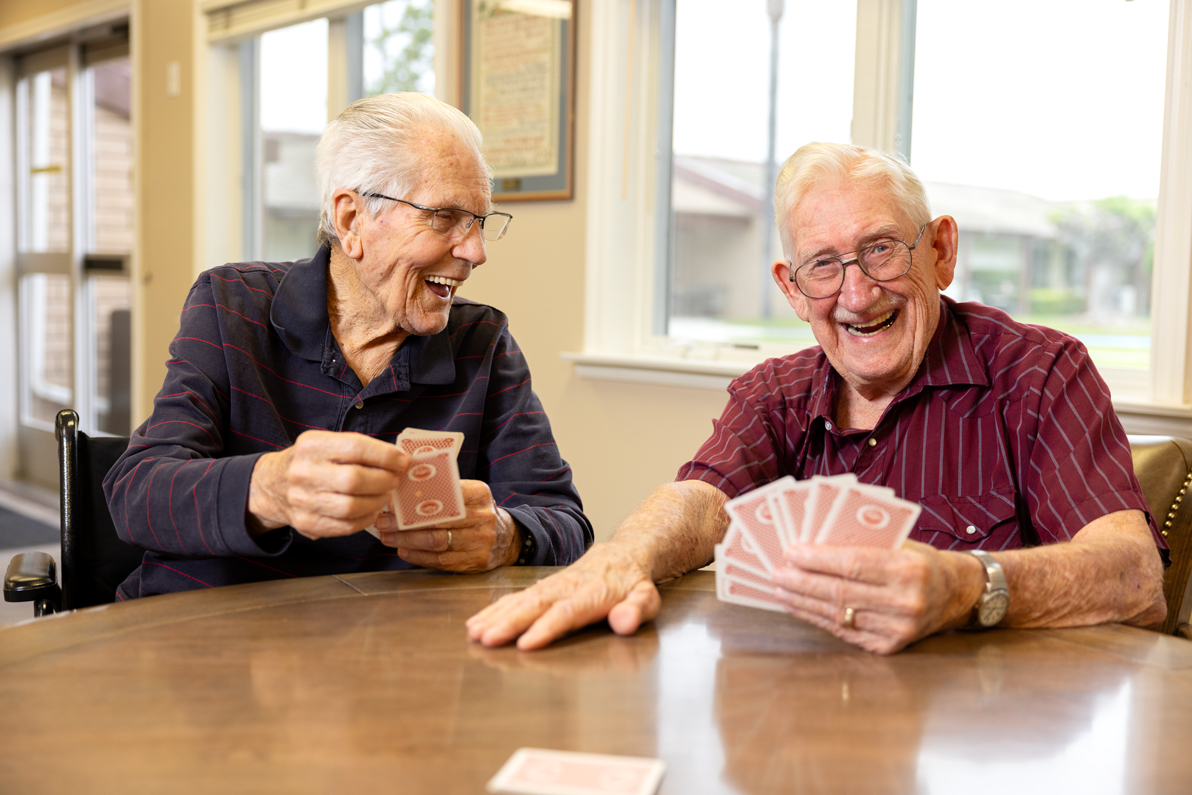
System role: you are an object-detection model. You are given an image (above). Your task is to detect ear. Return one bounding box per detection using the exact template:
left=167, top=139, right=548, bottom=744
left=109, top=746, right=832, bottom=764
left=332, top=189, right=365, bottom=260
left=928, top=215, right=958, bottom=290
left=771, top=259, right=810, bottom=322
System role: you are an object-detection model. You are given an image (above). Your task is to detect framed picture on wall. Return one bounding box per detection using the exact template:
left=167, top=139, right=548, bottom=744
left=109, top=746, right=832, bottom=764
left=460, top=0, right=576, bottom=202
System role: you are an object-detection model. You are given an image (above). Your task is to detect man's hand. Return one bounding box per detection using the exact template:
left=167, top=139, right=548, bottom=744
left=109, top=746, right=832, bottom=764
left=248, top=430, right=410, bottom=539
left=772, top=540, right=983, bottom=655
left=378, top=480, right=522, bottom=573
left=465, top=544, right=663, bottom=650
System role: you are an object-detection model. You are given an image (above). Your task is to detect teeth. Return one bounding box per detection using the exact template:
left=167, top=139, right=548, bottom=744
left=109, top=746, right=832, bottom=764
left=426, top=275, right=461, bottom=288
left=845, top=310, right=897, bottom=337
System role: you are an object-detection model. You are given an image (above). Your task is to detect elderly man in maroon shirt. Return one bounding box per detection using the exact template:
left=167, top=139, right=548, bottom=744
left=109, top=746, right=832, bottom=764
left=467, top=142, right=1168, bottom=655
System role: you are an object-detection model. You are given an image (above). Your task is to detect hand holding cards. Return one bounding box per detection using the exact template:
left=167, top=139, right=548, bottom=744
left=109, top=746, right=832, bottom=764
left=715, top=474, right=921, bottom=612
left=365, top=428, right=466, bottom=537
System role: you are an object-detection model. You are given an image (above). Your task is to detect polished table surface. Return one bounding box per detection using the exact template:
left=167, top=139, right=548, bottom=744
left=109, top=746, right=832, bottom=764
left=2, top=567, right=1191, bottom=794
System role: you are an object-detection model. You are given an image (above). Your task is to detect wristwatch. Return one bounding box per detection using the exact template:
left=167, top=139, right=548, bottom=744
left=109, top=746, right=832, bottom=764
left=965, top=550, right=1009, bottom=629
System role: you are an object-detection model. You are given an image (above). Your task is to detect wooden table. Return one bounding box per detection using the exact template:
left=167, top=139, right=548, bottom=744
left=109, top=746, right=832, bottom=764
left=1, top=568, right=1190, bottom=794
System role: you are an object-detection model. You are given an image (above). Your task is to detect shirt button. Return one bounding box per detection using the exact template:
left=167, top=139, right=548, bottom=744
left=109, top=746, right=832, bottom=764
left=966, top=525, right=977, bottom=535
left=867, top=438, right=877, bottom=447
left=355, top=400, right=364, bottom=409
left=824, top=421, right=832, bottom=430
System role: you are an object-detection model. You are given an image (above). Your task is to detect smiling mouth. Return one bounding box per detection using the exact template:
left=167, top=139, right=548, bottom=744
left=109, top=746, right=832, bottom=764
left=844, top=309, right=898, bottom=337
left=425, top=275, right=462, bottom=299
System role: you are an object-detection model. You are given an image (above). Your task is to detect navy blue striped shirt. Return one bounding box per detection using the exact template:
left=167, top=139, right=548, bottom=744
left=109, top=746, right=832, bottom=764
left=105, top=246, right=592, bottom=598
left=678, top=297, right=1165, bottom=553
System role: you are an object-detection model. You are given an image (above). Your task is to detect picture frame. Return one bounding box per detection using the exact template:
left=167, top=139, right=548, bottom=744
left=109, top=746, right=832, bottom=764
left=460, top=0, right=576, bottom=202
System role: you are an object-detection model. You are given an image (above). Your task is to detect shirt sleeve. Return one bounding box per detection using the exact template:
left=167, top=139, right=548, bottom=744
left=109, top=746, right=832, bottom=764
left=102, top=274, right=283, bottom=559
left=473, top=327, right=593, bottom=565
left=1024, top=336, right=1164, bottom=548
left=675, top=363, right=799, bottom=500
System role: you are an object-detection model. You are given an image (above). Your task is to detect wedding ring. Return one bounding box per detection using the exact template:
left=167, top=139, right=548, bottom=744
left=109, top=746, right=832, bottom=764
left=446, top=530, right=453, bottom=552
left=843, top=607, right=856, bottom=630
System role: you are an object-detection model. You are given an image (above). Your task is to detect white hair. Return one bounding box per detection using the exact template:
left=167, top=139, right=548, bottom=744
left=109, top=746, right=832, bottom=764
left=773, top=142, right=932, bottom=256
left=314, top=92, right=492, bottom=247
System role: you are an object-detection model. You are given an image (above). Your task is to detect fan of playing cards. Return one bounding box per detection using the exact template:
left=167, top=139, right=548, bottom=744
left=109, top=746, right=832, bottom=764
left=715, top=474, right=922, bottom=612
left=365, top=428, right=466, bottom=538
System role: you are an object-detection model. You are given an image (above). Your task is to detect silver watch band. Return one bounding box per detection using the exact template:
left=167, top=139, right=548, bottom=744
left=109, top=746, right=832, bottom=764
left=965, top=549, right=1009, bottom=629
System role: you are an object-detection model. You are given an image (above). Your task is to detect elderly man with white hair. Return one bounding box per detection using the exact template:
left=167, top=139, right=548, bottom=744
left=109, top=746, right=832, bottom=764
left=105, top=92, right=591, bottom=598
left=467, top=142, right=1168, bottom=655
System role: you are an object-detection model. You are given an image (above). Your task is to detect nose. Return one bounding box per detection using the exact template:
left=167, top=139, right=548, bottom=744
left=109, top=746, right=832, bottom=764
left=836, top=257, right=882, bottom=308
left=452, top=220, right=487, bottom=267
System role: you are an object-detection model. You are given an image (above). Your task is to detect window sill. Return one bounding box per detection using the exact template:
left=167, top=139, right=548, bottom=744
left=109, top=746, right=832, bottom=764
left=560, top=352, right=748, bottom=391
left=563, top=353, right=1192, bottom=431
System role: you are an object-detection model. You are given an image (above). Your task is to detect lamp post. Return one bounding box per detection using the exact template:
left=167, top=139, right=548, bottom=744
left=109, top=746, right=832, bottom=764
left=761, top=0, right=784, bottom=319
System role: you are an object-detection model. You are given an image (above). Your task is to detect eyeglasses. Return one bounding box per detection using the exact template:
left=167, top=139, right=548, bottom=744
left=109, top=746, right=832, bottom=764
left=789, top=225, right=927, bottom=298
left=360, top=192, right=513, bottom=241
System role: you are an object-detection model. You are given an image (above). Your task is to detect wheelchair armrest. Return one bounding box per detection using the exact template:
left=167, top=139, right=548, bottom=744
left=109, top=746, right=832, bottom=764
left=4, top=551, right=61, bottom=614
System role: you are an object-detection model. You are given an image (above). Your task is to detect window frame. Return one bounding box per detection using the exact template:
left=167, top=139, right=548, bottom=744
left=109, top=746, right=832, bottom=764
left=575, top=0, right=1192, bottom=424
left=197, top=0, right=456, bottom=272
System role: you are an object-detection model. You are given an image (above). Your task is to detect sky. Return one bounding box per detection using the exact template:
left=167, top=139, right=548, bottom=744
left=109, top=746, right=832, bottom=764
left=673, top=0, right=1171, bottom=202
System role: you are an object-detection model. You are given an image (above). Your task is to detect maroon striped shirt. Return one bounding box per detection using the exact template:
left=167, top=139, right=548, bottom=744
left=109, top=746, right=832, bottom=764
left=104, top=246, right=591, bottom=598
left=677, top=298, right=1165, bottom=553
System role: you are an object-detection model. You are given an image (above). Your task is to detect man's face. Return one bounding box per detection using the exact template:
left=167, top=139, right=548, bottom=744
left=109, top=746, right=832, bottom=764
left=772, top=182, right=956, bottom=401
left=353, top=131, right=491, bottom=337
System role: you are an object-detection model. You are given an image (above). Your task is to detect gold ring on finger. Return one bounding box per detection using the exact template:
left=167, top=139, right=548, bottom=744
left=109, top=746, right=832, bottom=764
left=446, top=529, right=453, bottom=552
left=843, top=607, right=856, bottom=630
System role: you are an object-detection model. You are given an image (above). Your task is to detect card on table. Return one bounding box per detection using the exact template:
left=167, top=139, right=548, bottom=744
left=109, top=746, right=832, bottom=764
left=486, top=748, right=666, bottom=795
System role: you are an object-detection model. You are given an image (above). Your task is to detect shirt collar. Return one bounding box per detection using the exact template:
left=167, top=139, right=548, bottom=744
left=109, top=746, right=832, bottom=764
left=910, top=296, right=989, bottom=393
left=271, top=244, right=457, bottom=387
left=807, top=296, right=987, bottom=425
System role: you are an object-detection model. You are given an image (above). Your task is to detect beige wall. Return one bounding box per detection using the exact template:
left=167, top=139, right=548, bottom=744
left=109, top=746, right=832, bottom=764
left=132, top=0, right=195, bottom=424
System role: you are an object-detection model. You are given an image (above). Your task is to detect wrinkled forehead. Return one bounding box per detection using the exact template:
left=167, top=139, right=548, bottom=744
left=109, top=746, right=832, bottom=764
left=406, top=130, right=493, bottom=213
left=788, top=181, right=914, bottom=259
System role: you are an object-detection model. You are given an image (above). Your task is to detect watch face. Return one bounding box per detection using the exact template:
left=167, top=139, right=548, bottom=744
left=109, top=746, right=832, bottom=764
left=979, top=591, right=1010, bottom=626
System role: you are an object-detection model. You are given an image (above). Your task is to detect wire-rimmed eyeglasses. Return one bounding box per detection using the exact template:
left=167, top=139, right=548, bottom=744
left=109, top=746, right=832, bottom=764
left=361, top=192, right=513, bottom=241
left=789, top=225, right=927, bottom=298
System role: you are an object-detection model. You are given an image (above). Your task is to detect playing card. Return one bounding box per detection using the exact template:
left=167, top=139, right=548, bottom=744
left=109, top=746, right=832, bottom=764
left=768, top=479, right=812, bottom=549
left=486, top=748, right=666, bottom=795
left=394, top=449, right=466, bottom=530
left=814, top=483, right=921, bottom=549
left=801, top=474, right=855, bottom=543
left=719, top=522, right=772, bottom=579
left=724, top=484, right=788, bottom=574
left=397, top=428, right=464, bottom=458
left=717, top=570, right=789, bottom=613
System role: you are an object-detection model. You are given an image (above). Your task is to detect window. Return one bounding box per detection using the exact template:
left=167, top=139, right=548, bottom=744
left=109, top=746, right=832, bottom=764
left=15, top=39, right=133, bottom=438
left=235, top=0, right=436, bottom=264
left=912, top=0, right=1168, bottom=376
left=668, top=1, right=855, bottom=350
left=580, top=0, right=1192, bottom=413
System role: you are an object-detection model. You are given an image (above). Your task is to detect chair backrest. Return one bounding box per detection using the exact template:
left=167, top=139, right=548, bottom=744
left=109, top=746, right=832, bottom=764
left=57, top=410, right=142, bottom=610
left=1127, top=435, right=1192, bottom=636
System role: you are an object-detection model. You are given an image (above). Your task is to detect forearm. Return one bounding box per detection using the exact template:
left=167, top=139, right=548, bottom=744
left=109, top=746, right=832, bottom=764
left=997, top=510, right=1167, bottom=629
left=607, top=480, right=729, bottom=584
